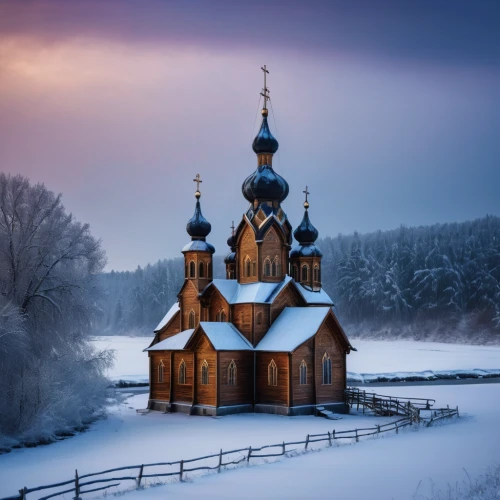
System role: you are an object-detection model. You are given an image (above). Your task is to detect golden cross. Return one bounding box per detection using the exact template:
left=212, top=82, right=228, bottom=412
left=303, top=186, right=310, bottom=203
left=260, top=65, right=270, bottom=109
left=193, top=173, right=202, bottom=191
left=230, top=221, right=235, bottom=236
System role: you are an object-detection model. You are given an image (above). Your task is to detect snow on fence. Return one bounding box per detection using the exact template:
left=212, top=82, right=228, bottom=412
left=1, top=390, right=459, bottom=500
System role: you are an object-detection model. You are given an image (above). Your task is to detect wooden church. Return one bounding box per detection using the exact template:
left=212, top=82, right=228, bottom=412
left=146, top=68, right=354, bottom=416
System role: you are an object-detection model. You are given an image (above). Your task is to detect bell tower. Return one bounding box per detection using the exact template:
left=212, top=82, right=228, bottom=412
left=290, top=187, right=323, bottom=290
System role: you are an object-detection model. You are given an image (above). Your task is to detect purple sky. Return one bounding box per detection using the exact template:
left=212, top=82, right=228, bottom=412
left=1, top=0, right=499, bottom=271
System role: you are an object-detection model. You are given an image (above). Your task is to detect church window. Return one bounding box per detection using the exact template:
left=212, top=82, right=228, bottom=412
left=264, top=258, right=271, bottom=277
left=189, top=261, right=196, bottom=278
left=208, top=262, right=212, bottom=279
left=199, top=261, right=205, bottom=278
left=245, top=257, right=251, bottom=277
left=252, top=261, right=257, bottom=276
left=158, top=361, right=164, bottom=383
left=314, top=265, right=319, bottom=282
left=256, top=311, right=262, bottom=325
left=188, top=310, right=195, bottom=329
left=322, top=353, right=332, bottom=385
left=301, top=265, right=309, bottom=282
left=299, top=360, right=307, bottom=385
left=268, top=359, right=278, bottom=386
left=185, top=265, right=188, bottom=278
left=293, top=265, right=298, bottom=281
left=220, top=310, right=227, bottom=322
left=228, top=360, right=237, bottom=385
left=179, top=359, right=187, bottom=385
left=201, top=360, right=209, bottom=385
left=271, top=259, right=277, bottom=277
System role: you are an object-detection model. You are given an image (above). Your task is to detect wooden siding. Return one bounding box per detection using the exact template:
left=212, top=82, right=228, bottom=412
left=255, top=352, right=289, bottom=406
left=158, top=311, right=181, bottom=342
left=183, top=251, right=213, bottom=293
left=291, top=339, right=315, bottom=406
left=238, top=225, right=258, bottom=284
left=194, top=335, right=217, bottom=406
left=179, top=280, right=200, bottom=331
left=218, top=352, right=253, bottom=406
left=253, top=304, right=270, bottom=346
left=231, top=303, right=253, bottom=344
left=208, top=289, right=230, bottom=323
left=259, top=225, right=286, bottom=283
left=172, top=351, right=194, bottom=403
left=315, top=315, right=346, bottom=403
left=270, top=283, right=305, bottom=324
left=149, top=352, right=170, bottom=401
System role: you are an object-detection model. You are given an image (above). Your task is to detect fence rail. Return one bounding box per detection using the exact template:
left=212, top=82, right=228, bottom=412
left=2, top=389, right=459, bottom=500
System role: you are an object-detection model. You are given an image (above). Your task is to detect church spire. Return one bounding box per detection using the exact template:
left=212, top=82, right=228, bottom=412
left=185, top=174, right=212, bottom=242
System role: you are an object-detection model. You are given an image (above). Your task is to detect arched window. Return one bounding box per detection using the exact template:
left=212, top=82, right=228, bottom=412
left=293, top=265, right=298, bottom=281
left=301, top=265, right=309, bottom=282
left=264, top=258, right=271, bottom=277
left=199, top=261, right=205, bottom=278
left=245, top=257, right=251, bottom=277
left=208, top=262, right=212, bottom=279
left=228, top=360, right=237, bottom=385
left=271, top=259, right=277, bottom=277
left=220, top=310, right=227, bottom=322
left=185, top=265, right=188, bottom=278
left=188, top=310, right=195, bottom=329
left=189, top=261, right=196, bottom=278
left=322, top=353, right=332, bottom=385
left=268, top=359, right=278, bottom=386
left=252, top=261, right=257, bottom=276
left=158, top=361, right=164, bottom=383
left=201, top=360, right=209, bottom=385
left=313, top=265, right=319, bottom=282
left=179, top=359, right=187, bottom=385
left=299, top=360, right=307, bottom=385
left=256, top=311, right=262, bottom=325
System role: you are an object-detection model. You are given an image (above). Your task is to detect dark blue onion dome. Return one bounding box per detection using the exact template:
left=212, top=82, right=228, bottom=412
left=252, top=114, right=279, bottom=154
left=242, top=165, right=289, bottom=203
left=293, top=210, right=318, bottom=244
left=186, top=192, right=211, bottom=240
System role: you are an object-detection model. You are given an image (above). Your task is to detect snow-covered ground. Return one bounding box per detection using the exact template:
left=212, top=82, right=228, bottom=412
left=91, top=336, right=500, bottom=384
left=0, top=384, right=499, bottom=500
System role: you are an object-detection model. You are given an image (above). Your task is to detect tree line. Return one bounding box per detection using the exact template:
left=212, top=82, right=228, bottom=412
left=99, top=215, right=500, bottom=342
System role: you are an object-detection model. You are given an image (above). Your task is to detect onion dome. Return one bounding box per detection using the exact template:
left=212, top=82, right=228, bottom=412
left=186, top=197, right=211, bottom=239
left=242, top=165, right=289, bottom=203
left=293, top=210, right=318, bottom=244
left=252, top=114, right=279, bottom=155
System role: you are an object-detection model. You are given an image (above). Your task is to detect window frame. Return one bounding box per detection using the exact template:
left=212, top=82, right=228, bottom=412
left=179, top=359, right=187, bottom=385
left=299, top=359, right=307, bottom=385
left=322, top=353, right=332, bottom=385
left=201, top=360, right=209, bottom=385
left=228, top=360, right=237, bottom=385
left=158, top=361, right=164, bottom=383
left=268, top=359, right=278, bottom=386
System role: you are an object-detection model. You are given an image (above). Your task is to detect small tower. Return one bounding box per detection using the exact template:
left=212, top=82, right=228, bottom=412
left=290, top=187, right=323, bottom=290
left=224, top=222, right=237, bottom=279
left=182, top=174, right=215, bottom=293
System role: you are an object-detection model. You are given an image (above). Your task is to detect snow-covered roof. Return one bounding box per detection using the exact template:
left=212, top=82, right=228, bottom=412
left=207, top=276, right=294, bottom=305
left=154, top=302, right=180, bottom=333
left=145, top=329, right=195, bottom=351
left=255, top=307, right=331, bottom=352
left=296, top=284, right=334, bottom=305
left=199, top=322, right=253, bottom=351
left=182, top=240, right=215, bottom=253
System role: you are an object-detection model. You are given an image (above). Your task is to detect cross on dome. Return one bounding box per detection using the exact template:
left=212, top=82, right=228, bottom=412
left=303, top=186, right=310, bottom=209
left=260, top=65, right=270, bottom=112
left=193, top=173, right=202, bottom=199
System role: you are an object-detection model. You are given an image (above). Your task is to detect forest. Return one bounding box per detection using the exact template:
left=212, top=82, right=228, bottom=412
left=98, top=215, right=500, bottom=344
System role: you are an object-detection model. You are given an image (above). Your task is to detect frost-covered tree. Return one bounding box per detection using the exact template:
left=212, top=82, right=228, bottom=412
left=0, top=174, right=111, bottom=446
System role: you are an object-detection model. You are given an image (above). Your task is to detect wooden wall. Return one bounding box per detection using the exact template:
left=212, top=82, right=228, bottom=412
left=255, top=352, right=289, bottom=406
left=194, top=335, right=217, bottom=406
left=149, top=352, right=170, bottom=401
left=158, top=312, right=181, bottom=342
left=231, top=303, right=253, bottom=344
left=291, top=339, right=315, bottom=406
left=179, top=280, right=200, bottom=331
left=171, top=351, right=194, bottom=403
left=315, top=315, right=346, bottom=403
left=218, top=352, right=253, bottom=406
left=259, top=226, right=285, bottom=283
left=253, top=304, right=270, bottom=346
left=270, top=283, right=304, bottom=324
left=208, top=290, right=230, bottom=323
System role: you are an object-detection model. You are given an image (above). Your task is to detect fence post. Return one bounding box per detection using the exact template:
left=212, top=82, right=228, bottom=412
left=136, top=464, right=144, bottom=488
left=362, top=391, right=366, bottom=413
left=305, top=434, right=310, bottom=450
left=180, top=460, right=184, bottom=482
left=377, top=425, right=380, bottom=435
left=19, top=488, right=27, bottom=500
left=395, top=422, right=399, bottom=434
left=328, top=431, right=332, bottom=447
left=217, top=449, right=223, bottom=473
left=456, top=406, right=460, bottom=418
left=247, top=446, right=252, bottom=462
left=75, top=470, right=81, bottom=500
left=282, top=441, right=286, bottom=455
left=355, top=429, right=358, bottom=442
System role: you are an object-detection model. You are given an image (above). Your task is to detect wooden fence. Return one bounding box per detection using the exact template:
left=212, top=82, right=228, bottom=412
left=1, top=389, right=459, bottom=500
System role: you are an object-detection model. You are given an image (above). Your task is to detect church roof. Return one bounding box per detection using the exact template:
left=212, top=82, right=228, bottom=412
left=182, top=240, right=215, bottom=253
left=296, top=283, right=333, bottom=305
left=146, top=328, right=195, bottom=351
left=154, top=302, right=180, bottom=333
left=199, top=322, right=253, bottom=350
left=255, top=307, right=331, bottom=352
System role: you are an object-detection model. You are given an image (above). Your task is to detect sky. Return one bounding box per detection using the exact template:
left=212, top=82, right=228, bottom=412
left=1, top=0, right=499, bottom=271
